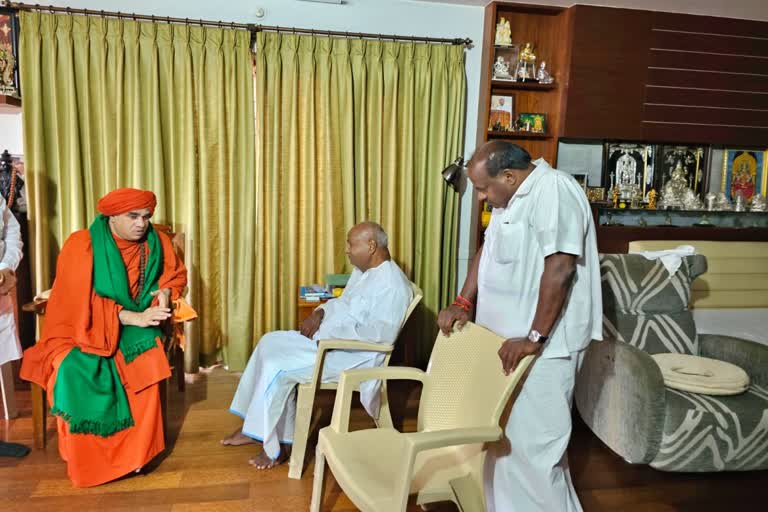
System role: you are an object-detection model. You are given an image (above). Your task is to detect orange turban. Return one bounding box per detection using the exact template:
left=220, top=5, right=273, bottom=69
left=97, top=188, right=157, bottom=216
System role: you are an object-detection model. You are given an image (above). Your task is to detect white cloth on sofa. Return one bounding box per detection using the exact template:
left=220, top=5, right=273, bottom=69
left=631, top=245, right=695, bottom=277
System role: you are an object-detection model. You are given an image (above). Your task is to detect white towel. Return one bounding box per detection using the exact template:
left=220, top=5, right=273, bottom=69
left=631, top=245, right=695, bottom=276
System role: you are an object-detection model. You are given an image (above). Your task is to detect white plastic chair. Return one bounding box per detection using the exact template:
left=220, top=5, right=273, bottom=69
left=310, top=321, right=535, bottom=511
left=287, top=282, right=423, bottom=479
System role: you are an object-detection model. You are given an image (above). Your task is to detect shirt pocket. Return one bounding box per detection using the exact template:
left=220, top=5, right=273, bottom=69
left=493, top=221, right=526, bottom=264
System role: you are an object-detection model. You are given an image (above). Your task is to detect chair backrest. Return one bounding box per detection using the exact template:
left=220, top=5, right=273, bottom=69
left=417, top=322, right=533, bottom=432
left=600, top=252, right=706, bottom=355
left=402, top=282, right=423, bottom=329
left=628, top=240, right=768, bottom=309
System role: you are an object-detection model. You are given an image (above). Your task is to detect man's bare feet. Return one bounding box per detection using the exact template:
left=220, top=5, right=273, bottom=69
left=248, top=446, right=291, bottom=470
left=220, top=428, right=258, bottom=446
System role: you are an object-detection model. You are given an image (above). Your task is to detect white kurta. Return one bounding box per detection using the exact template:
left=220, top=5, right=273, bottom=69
left=0, top=197, right=23, bottom=367
left=477, top=159, right=602, bottom=511
left=230, top=259, right=412, bottom=460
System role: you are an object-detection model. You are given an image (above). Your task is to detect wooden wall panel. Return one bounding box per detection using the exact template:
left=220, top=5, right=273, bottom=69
left=641, top=13, right=768, bottom=145
left=561, top=6, right=653, bottom=140
left=562, top=7, right=768, bottom=146
left=645, top=86, right=768, bottom=110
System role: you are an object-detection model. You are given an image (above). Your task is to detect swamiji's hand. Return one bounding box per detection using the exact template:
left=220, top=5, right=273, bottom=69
left=437, top=304, right=470, bottom=337
left=120, top=306, right=172, bottom=327
left=151, top=288, right=171, bottom=310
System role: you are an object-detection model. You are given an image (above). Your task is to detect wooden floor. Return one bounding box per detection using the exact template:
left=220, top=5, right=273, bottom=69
left=2, top=367, right=767, bottom=511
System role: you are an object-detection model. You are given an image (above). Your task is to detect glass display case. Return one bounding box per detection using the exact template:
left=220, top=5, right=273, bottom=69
left=596, top=207, right=768, bottom=229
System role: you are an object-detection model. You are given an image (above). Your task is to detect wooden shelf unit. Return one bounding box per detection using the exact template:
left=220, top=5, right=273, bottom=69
left=0, top=94, right=21, bottom=112
left=474, top=2, right=571, bottom=248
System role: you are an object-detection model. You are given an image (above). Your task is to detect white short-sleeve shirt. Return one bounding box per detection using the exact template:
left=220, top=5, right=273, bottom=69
left=476, top=159, right=603, bottom=358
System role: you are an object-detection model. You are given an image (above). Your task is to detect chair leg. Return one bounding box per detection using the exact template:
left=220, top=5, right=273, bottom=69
left=175, top=348, right=185, bottom=392
left=31, top=382, right=46, bottom=449
left=374, top=381, right=393, bottom=429
left=159, top=378, right=169, bottom=441
left=288, top=385, right=313, bottom=479
left=310, top=444, right=327, bottom=512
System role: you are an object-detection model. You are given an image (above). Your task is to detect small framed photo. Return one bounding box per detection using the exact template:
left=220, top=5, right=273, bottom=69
left=587, top=187, right=606, bottom=202
left=568, top=172, right=588, bottom=191
left=722, top=149, right=767, bottom=201
left=0, top=8, right=20, bottom=98
left=491, top=44, right=520, bottom=81
left=488, top=95, right=514, bottom=132
left=517, top=113, right=546, bottom=133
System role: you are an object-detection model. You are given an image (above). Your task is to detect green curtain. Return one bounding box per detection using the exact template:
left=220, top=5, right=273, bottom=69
left=253, top=33, right=465, bottom=366
left=19, top=11, right=257, bottom=371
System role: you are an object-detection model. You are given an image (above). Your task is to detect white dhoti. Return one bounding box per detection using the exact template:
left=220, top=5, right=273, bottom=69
left=229, top=330, right=384, bottom=460
left=475, top=160, right=603, bottom=511
left=484, top=352, right=583, bottom=512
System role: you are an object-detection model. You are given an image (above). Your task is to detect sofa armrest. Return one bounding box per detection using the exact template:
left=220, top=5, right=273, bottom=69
left=698, top=334, right=768, bottom=387
left=574, top=338, right=666, bottom=464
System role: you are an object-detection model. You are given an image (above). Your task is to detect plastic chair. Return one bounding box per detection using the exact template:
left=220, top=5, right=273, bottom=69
left=310, top=321, right=535, bottom=512
left=287, top=282, right=423, bottom=479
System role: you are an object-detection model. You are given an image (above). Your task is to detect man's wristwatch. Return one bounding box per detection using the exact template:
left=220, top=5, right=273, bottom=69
left=527, top=329, right=548, bottom=344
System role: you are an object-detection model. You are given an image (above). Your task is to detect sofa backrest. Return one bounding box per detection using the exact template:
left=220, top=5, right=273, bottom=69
left=600, top=253, right=707, bottom=355
left=628, top=241, right=768, bottom=309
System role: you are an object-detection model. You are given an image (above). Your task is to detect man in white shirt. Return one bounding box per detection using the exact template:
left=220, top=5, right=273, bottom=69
left=0, top=195, right=22, bottom=369
left=224, top=222, right=413, bottom=470
left=438, top=141, right=602, bottom=511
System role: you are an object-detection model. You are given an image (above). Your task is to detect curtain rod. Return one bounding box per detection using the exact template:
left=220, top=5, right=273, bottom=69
left=2, top=2, right=472, bottom=46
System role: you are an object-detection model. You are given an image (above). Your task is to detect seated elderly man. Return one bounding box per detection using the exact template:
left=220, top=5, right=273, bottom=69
left=223, top=222, right=412, bottom=469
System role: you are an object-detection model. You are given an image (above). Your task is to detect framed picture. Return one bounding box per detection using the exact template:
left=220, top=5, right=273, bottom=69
left=488, top=95, right=514, bottom=132
left=0, top=150, right=25, bottom=214
left=721, top=149, right=767, bottom=201
left=586, top=187, right=606, bottom=202
left=491, top=44, right=519, bottom=82
left=656, top=145, right=709, bottom=197
left=567, top=172, right=588, bottom=191
left=0, top=8, right=20, bottom=98
left=517, top=113, right=546, bottom=133
left=603, top=143, right=654, bottom=200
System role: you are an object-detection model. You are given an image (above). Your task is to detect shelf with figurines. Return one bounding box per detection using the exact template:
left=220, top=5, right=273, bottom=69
left=492, top=18, right=555, bottom=88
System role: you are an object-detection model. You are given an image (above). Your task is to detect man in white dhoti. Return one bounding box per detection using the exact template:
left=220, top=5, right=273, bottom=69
left=0, top=194, right=23, bottom=381
left=224, top=222, right=412, bottom=469
left=438, top=141, right=601, bottom=511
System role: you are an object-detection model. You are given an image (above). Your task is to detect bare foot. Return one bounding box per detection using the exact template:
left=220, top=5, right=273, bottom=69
left=248, top=446, right=290, bottom=470
left=221, top=428, right=258, bottom=446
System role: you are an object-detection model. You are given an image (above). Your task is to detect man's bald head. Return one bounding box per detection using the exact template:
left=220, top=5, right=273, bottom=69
left=346, top=222, right=390, bottom=271
left=470, top=140, right=532, bottom=178
left=467, top=141, right=534, bottom=209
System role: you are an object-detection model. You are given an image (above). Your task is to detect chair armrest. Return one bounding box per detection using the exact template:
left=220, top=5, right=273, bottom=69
left=305, top=339, right=395, bottom=406
left=574, top=338, right=666, bottom=464
left=698, top=334, right=768, bottom=387
left=316, top=339, right=394, bottom=355
left=329, top=367, right=427, bottom=434
left=404, top=426, right=502, bottom=454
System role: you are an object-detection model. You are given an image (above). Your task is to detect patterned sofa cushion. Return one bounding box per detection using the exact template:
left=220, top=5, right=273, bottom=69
left=600, top=254, right=707, bottom=355
left=651, top=384, right=768, bottom=472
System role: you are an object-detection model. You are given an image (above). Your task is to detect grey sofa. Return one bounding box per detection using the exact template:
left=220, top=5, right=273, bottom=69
left=575, top=254, right=768, bottom=472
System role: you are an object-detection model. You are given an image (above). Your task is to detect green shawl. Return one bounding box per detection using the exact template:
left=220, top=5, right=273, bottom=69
left=51, top=215, right=163, bottom=437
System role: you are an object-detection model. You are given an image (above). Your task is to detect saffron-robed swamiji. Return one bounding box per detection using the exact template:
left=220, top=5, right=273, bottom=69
left=21, top=188, right=187, bottom=487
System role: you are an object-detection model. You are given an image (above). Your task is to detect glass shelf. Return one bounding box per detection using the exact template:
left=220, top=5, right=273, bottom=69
left=596, top=207, right=768, bottom=229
